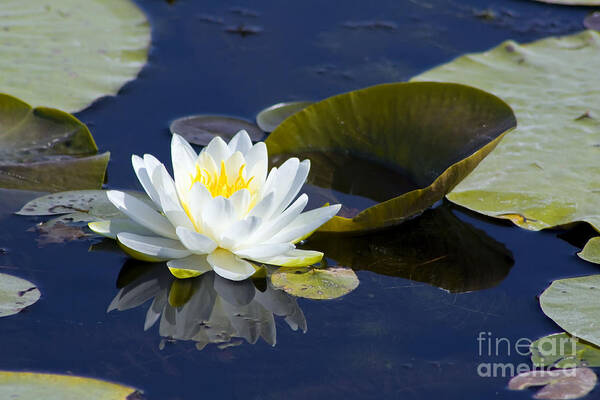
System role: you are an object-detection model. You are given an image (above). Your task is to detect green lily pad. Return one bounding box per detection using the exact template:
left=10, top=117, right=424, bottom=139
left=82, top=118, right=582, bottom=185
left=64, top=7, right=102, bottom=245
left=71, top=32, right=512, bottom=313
left=579, top=237, right=600, bottom=264
left=509, top=368, right=597, bottom=400
left=270, top=267, right=359, bottom=300
left=170, top=115, right=264, bottom=146
left=0, top=273, right=40, bottom=318
left=265, top=82, right=516, bottom=234
left=256, top=101, right=313, bottom=132
left=411, top=30, right=600, bottom=259
left=0, top=371, right=143, bottom=399
left=305, top=205, right=513, bottom=293
left=0, top=94, right=109, bottom=191
left=540, top=275, right=600, bottom=347
left=0, top=0, right=150, bottom=112
left=532, top=0, right=600, bottom=5
left=531, top=332, right=600, bottom=368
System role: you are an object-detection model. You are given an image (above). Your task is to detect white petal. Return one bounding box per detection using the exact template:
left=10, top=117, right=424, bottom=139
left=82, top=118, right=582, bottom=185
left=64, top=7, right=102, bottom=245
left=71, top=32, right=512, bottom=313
left=272, top=159, right=310, bottom=216
left=88, top=218, right=155, bottom=240
left=228, top=189, right=251, bottom=218
left=250, top=194, right=308, bottom=244
left=220, top=216, right=262, bottom=249
left=207, top=249, right=257, bottom=281
left=117, top=232, right=191, bottom=260
left=202, top=196, right=235, bottom=240
left=143, top=154, right=163, bottom=180
left=249, top=249, right=323, bottom=267
left=132, top=155, right=162, bottom=208
left=171, top=134, right=198, bottom=197
left=235, top=243, right=294, bottom=259
left=224, top=151, right=245, bottom=185
left=266, top=158, right=300, bottom=219
left=185, top=182, right=212, bottom=228
left=107, top=190, right=177, bottom=239
left=244, top=142, right=268, bottom=174
left=151, top=165, right=196, bottom=231
left=205, top=136, right=231, bottom=163
left=266, top=204, right=341, bottom=244
left=167, top=255, right=213, bottom=276
left=196, top=151, right=218, bottom=176
left=176, top=227, right=217, bottom=254
left=259, top=166, right=278, bottom=200
left=247, top=190, right=275, bottom=220
left=227, top=130, right=253, bottom=155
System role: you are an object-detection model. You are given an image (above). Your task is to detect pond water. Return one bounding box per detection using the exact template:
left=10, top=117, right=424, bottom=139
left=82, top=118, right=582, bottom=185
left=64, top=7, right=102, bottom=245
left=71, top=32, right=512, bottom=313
left=0, top=0, right=596, bottom=399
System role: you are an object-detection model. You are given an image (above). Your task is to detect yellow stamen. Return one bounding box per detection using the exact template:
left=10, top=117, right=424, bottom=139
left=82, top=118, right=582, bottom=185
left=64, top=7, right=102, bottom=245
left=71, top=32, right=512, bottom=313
left=190, top=161, right=254, bottom=198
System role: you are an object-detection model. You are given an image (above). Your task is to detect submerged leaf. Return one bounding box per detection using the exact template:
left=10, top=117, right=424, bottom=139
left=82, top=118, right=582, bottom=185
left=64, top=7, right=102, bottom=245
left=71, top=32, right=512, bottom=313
left=34, top=222, right=90, bottom=246
left=579, top=237, right=600, bottom=264
left=270, top=267, right=359, bottom=300
left=531, top=333, right=600, bottom=368
left=0, top=0, right=150, bottom=112
left=170, top=115, right=264, bottom=145
left=0, top=371, right=143, bottom=400
left=266, top=82, right=516, bottom=234
left=540, top=275, right=600, bottom=347
left=0, top=273, right=40, bottom=318
left=256, top=101, right=313, bottom=132
left=508, top=368, right=597, bottom=400
left=412, top=30, right=600, bottom=259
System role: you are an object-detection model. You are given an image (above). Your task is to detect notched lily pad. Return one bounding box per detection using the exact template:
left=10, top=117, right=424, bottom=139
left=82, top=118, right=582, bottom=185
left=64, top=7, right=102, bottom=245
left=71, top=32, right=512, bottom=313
left=0, top=94, right=109, bottom=192
left=0, top=273, right=40, bottom=318
left=0, top=371, right=143, bottom=399
left=579, top=237, right=600, bottom=264
left=265, top=82, right=516, bottom=234
left=170, top=115, right=264, bottom=146
left=531, top=333, right=600, bottom=368
left=270, top=267, right=359, bottom=300
left=508, top=368, right=597, bottom=400
left=256, top=101, right=313, bottom=132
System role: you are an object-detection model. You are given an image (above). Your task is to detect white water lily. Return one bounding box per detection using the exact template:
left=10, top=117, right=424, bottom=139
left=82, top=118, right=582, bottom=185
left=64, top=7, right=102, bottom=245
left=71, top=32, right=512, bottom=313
left=90, top=130, right=340, bottom=281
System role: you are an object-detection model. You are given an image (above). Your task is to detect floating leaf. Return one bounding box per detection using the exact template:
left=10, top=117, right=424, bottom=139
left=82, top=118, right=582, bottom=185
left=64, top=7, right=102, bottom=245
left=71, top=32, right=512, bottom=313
left=411, top=30, right=600, bottom=258
left=585, top=12, right=600, bottom=30
left=0, top=0, right=150, bottom=112
left=256, top=101, right=313, bottom=132
left=0, top=371, right=142, bottom=400
left=0, top=273, right=40, bottom=318
left=540, top=275, right=600, bottom=347
left=0, top=94, right=109, bottom=191
left=531, top=0, right=600, bottom=5
left=305, top=205, right=513, bottom=293
left=508, top=368, right=597, bottom=400
left=270, top=267, right=359, bottom=300
left=531, top=333, right=600, bottom=368
left=265, top=82, right=516, bottom=234
left=170, top=115, right=264, bottom=146
left=578, top=237, right=600, bottom=263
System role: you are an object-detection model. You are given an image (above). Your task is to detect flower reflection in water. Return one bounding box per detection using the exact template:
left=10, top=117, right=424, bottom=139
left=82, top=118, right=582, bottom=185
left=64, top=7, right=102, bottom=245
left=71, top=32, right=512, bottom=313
left=108, top=263, right=306, bottom=350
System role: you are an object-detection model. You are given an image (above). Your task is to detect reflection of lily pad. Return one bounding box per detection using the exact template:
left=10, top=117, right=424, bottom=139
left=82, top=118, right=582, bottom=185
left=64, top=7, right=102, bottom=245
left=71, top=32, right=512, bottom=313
left=256, top=101, right=312, bottom=132
left=531, top=333, right=600, bottom=368
left=170, top=115, right=264, bottom=145
left=578, top=237, right=600, bottom=264
left=270, top=267, right=359, bottom=300
left=266, top=82, right=516, bottom=233
left=540, top=275, right=600, bottom=347
left=0, top=273, right=40, bottom=318
left=0, top=371, right=142, bottom=399
left=306, top=205, right=513, bottom=293
left=509, top=368, right=597, bottom=400
left=0, top=95, right=109, bottom=191
left=0, top=0, right=150, bottom=112
left=412, top=31, right=600, bottom=258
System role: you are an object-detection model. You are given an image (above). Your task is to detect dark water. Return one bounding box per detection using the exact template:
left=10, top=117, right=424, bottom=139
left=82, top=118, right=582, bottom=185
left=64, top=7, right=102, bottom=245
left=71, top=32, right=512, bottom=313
left=0, top=0, right=595, bottom=399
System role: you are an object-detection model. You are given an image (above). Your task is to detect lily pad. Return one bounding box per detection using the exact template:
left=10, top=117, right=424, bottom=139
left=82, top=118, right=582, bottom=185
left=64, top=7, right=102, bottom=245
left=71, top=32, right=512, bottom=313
left=0, top=273, right=40, bottom=318
left=0, top=94, right=109, bottom=191
left=531, top=333, right=600, bottom=368
left=265, top=82, right=516, bottom=234
left=256, top=101, right=313, bottom=132
left=578, top=237, right=600, bottom=263
left=411, top=30, right=600, bottom=257
left=0, top=0, right=150, bottom=112
left=305, top=205, right=513, bottom=293
left=270, top=267, right=359, bottom=300
left=540, top=275, right=600, bottom=347
left=0, top=371, right=142, bottom=399
left=585, top=12, right=600, bottom=30
left=509, top=368, right=597, bottom=400
left=532, top=0, right=600, bottom=5
left=170, top=115, right=264, bottom=146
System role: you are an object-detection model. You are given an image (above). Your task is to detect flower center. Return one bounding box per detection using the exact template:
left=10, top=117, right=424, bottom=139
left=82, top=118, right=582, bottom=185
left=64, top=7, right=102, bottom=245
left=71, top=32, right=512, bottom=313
left=191, top=160, right=254, bottom=198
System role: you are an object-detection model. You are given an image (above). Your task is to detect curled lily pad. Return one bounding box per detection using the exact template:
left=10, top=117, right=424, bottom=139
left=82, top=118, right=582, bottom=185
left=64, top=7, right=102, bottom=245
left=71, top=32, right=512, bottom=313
left=509, top=368, right=597, bottom=400
left=270, top=267, right=359, bottom=300
left=0, top=371, right=143, bottom=399
left=578, top=237, right=600, bottom=263
left=540, top=275, right=600, bottom=347
left=0, top=0, right=150, bottom=112
left=265, top=82, right=516, bottom=234
left=0, top=273, right=40, bottom=318
left=531, top=333, right=600, bottom=368
left=0, top=94, right=109, bottom=192
left=305, top=205, right=513, bottom=293
left=170, top=115, right=264, bottom=146
left=256, top=101, right=313, bottom=132
left=412, top=31, right=600, bottom=259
